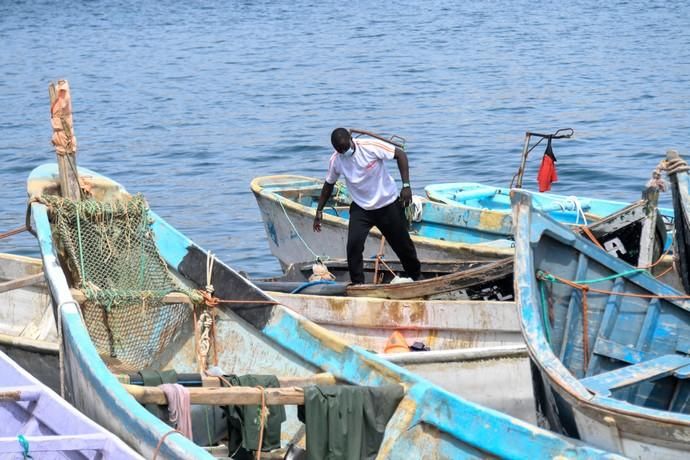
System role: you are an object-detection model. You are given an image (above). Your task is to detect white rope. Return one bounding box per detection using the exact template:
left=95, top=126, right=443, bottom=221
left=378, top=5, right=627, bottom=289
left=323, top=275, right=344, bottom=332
left=197, top=310, right=213, bottom=370
left=278, top=198, right=324, bottom=261
left=553, top=196, right=587, bottom=225
left=205, top=250, right=215, bottom=294
left=410, top=195, right=424, bottom=222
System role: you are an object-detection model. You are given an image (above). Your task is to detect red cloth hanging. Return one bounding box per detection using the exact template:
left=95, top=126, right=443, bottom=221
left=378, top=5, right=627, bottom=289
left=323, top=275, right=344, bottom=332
left=537, top=138, right=558, bottom=192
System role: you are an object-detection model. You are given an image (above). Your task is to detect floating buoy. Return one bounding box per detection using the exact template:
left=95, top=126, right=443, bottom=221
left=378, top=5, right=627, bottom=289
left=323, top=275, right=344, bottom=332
left=384, top=331, right=409, bottom=354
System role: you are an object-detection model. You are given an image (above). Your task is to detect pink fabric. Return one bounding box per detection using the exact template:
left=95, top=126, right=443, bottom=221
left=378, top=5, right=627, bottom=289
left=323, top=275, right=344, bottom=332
left=159, top=383, right=193, bottom=439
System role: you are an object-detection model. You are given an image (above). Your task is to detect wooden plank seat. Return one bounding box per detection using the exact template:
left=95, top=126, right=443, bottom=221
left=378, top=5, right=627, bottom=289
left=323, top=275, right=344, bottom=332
left=0, top=434, right=111, bottom=454
left=581, top=354, right=690, bottom=397
left=0, top=273, right=44, bottom=294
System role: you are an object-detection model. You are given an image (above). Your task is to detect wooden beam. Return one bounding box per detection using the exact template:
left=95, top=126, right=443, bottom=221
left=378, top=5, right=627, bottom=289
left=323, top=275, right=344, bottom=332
left=116, top=372, right=336, bottom=389
left=0, top=273, right=44, bottom=294
left=124, top=384, right=305, bottom=405
left=0, top=385, right=43, bottom=401
left=69, top=288, right=193, bottom=305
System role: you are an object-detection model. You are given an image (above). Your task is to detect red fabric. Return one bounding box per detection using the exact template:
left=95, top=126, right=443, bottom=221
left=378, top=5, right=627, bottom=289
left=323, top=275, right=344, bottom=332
left=537, top=142, right=558, bottom=192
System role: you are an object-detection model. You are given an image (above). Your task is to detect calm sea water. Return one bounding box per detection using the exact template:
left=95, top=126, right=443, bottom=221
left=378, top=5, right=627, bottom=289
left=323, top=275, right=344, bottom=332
left=1, top=1, right=689, bottom=276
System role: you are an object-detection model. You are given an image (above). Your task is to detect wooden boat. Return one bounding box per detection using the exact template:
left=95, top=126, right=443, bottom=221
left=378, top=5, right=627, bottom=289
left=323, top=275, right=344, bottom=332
left=0, top=348, right=141, bottom=458
left=426, top=181, right=674, bottom=237
left=269, top=290, right=533, bottom=421
left=667, top=149, right=690, bottom=294
left=513, top=189, right=690, bottom=458
left=30, top=163, right=622, bottom=459
left=0, top=253, right=59, bottom=392
left=251, top=175, right=514, bottom=269
left=254, top=257, right=514, bottom=300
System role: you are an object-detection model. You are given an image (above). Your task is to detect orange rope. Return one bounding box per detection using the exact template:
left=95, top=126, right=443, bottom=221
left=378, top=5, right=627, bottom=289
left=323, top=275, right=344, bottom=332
left=152, top=429, right=183, bottom=460
left=211, top=309, right=219, bottom=366
left=198, top=290, right=279, bottom=306
left=0, top=225, right=27, bottom=240
left=376, top=256, right=398, bottom=279
left=581, top=226, right=604, bottom=250
left=637, top=230, right=675, bottom=270
left=654, top=263, right=675, bottom=279
left=545, top=272, right=690, bottom=300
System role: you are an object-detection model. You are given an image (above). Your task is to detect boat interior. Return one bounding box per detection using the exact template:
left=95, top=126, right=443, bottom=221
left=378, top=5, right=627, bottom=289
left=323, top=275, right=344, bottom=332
left=532, top=222, right=690, bottom=414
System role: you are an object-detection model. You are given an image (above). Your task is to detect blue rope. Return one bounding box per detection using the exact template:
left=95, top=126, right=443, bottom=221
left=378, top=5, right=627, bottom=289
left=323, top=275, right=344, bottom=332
left=17, top=435, right=32, bottom=459
left=290, top=280, right=337, bottom=294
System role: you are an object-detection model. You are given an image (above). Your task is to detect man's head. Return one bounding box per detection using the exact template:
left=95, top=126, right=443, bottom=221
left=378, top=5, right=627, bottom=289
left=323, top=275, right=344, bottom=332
left=331, top=128, right=354, bottom=154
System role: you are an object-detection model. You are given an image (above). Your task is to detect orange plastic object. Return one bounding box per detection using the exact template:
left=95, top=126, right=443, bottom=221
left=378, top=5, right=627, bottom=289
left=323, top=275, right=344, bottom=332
left=384, top=331, right=409, bottom=354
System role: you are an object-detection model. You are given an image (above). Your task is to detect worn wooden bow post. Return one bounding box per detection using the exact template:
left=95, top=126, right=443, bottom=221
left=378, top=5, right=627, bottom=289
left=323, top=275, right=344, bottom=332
left=49, top=79, right=81, bottom=200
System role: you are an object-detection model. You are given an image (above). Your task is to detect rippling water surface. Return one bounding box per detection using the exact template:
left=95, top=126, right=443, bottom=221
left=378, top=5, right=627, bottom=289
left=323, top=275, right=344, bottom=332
left=1, top=1, right=689, bottom=276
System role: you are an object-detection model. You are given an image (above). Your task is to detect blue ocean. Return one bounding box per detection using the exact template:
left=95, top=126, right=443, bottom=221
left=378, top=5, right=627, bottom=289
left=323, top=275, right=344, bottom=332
left=1, top=1, right=689, bottom=276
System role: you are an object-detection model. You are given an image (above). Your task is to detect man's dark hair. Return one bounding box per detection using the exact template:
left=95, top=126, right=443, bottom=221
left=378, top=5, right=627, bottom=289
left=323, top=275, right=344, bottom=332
left=331, top=128, right=352, bottom=154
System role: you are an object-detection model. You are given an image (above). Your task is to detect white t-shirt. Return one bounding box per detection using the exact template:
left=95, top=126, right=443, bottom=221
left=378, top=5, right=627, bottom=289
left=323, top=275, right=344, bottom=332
left=325, top=138, right=399, bottom=210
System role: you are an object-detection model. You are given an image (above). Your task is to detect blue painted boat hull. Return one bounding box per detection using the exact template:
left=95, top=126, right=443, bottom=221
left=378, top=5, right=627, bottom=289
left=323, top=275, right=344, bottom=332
left=426, top=182, right=674, bottom=246
left=513, top=189, right=690, bottom=458
left=30, top=164, right=622, bottom=459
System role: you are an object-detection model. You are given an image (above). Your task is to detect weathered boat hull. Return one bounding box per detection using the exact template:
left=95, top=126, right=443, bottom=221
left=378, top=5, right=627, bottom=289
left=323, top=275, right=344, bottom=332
left=0, top=348, right=141, bottom=458
left=257, top=257, right=514, bottom=300
left=31, top=164, right=622, bottom=459
left=270, top=291, right=534, bottom=422
left=426, top=181, right=674, bottom=231
left=668, top=150, right=690, bottom=294
left=0, top=253, right=59, bottom=392
left=513, top=189, right=690, bottom=458
left=251, top=175, right=513, bottom=269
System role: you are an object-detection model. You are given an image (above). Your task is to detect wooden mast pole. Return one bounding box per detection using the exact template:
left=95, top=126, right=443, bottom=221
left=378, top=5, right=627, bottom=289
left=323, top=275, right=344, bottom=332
left=49, top=80, right=80, bottom=199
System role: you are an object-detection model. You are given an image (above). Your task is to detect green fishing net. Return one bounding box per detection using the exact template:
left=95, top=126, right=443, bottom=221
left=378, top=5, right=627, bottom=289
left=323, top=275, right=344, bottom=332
left=44, top=194, right=195, bottom=371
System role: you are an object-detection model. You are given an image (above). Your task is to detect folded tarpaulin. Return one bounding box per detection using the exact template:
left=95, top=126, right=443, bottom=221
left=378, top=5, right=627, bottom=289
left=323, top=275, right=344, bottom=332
left=225, top=374, right=287, bottom=453
left=298, top=384, right=404, bottom=460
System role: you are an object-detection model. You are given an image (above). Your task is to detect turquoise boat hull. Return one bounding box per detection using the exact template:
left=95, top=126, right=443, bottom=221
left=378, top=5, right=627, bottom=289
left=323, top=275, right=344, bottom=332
left=30, top=164, right=622, bottom=459
left=426, top=182, right=674, bottom=246
left=513, top=189, right=690, bottom=458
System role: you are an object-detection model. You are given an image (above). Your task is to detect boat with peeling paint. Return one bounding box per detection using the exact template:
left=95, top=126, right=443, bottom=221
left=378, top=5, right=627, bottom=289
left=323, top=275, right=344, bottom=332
left=251, top=175, right=514, bottom=270
left=426, top=182, right=674, bottom=238
left=0, top=253, right=59, bottom=392
left=668, top=150, right=690, bottom=294
left=0, top=348, right=142, bottom=458
left=513, top=189, right=690, bottom=458
left=30, top=163, right=623, bottom=459
left=268, top=290, right=534, bottom=422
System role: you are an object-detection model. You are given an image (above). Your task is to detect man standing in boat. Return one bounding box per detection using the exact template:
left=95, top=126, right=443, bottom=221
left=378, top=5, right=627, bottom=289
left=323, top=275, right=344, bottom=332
left=313, top=127, right=421, bottom=284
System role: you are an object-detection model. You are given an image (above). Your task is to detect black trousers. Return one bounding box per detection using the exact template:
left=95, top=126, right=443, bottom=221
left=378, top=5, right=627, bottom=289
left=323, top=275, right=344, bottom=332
left=347, top=199, right=421, bottom=284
